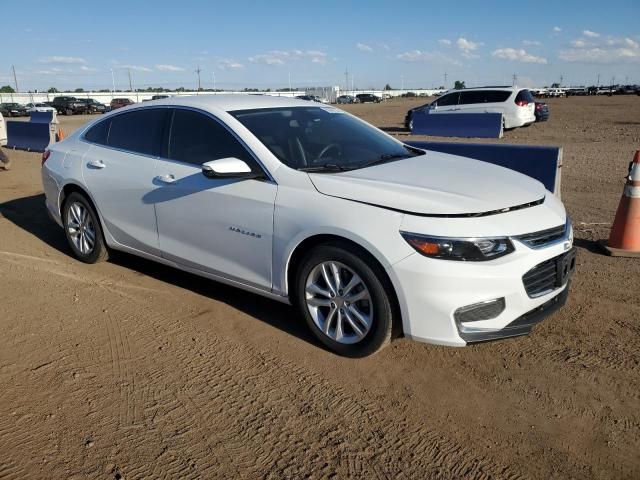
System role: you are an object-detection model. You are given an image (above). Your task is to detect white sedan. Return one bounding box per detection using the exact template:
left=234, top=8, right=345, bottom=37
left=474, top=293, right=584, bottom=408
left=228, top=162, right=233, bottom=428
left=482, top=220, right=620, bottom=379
left=26, top=102, right=57, bottom=113
left=41, top=95, right=575, bottom=356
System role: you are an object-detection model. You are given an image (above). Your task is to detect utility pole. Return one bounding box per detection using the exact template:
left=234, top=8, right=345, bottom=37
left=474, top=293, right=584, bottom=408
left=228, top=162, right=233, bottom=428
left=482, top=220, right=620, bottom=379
left=344, top=68, right=349, bottom=93
left=195, top=66, right=202, bottom=91
left=512, top=73, right=517, bottom=86
left=12, top=65, right=19, bottom=92
left=444, top=72, right=448, bottom=89
left=559, top=74, right=563, bottom=86
left=288, top=71, right=292, bottom=92
left=212, top=71, right=216, bottom=91
left=401, top=74, right=404, bottom=91
left=111, top=68, right=116, bottom=94
left=597, top=73, right=600, bottom=87
left=127, top=68, right=133, bottom=92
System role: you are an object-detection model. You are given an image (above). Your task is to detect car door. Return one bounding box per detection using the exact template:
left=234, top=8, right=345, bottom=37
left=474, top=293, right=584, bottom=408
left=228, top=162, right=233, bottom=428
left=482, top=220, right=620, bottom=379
left=82, top=107, right=168, bottom=256
left=153, top=108, right=277, bottom=290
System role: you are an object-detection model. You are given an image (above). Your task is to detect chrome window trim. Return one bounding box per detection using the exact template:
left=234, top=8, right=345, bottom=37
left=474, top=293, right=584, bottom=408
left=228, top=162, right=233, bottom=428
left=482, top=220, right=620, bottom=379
left=79, top=104, right=276, bottom=184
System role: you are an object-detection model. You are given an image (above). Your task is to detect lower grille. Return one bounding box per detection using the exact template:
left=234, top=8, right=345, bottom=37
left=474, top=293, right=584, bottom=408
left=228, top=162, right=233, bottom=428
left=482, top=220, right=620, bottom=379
left=522, top=249, right=576, bottom=298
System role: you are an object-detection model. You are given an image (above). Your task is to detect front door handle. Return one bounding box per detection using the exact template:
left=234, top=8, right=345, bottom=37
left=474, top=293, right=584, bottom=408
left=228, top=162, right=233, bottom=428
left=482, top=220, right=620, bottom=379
left=87, top=159, right=105, bottom=169
left=155, top=174, right=177, bottom=185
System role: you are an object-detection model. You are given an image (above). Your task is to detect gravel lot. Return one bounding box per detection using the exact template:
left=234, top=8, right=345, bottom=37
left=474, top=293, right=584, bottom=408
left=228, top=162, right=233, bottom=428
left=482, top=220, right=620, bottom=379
left=0, top=96, right=638, bottom=479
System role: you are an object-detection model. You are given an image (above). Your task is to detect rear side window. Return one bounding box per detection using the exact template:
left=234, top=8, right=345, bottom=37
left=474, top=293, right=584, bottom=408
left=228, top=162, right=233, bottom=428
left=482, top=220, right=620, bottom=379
left=168, top=109, right=253, bottom=166
left=515, top=89, right=534, bottom=103
left=437, top=92, right=460, bottom=106
left=484, top=91, right=512, bottom=103
left=84, top=119, right=111, bottom=146
left=108, top=109, right=167, bottom=156
left=459, top=91, right=486, bottom=104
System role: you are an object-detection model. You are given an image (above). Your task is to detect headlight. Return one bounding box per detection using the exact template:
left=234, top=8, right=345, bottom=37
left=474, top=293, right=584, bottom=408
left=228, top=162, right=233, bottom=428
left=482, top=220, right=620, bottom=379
left=400, top=231, right=515, bottom=261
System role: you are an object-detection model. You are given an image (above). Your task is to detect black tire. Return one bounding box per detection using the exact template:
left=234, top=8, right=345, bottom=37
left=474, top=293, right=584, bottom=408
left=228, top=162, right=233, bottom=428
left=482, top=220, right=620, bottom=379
left=65, top=108, right=72, bottom=115
left=62, top=192, right=109, bottom=264
left=294, top=242, right=394, bottom=357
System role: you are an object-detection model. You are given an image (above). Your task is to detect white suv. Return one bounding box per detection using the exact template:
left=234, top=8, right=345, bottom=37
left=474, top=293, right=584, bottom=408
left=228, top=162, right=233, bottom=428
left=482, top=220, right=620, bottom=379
left=407, top=87, right=536, bottom=130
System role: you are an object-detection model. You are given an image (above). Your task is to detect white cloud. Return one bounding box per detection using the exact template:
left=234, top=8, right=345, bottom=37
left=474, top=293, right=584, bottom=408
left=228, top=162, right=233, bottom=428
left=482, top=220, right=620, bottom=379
left=119, top=64, right=152, bottom=72
left=249, top=49, right=328, bottom=66
left=396, top=50, right=462, bottom=66
left=438, top=39, right=452, bottom=46
left=553, top=26, right=562, bottom=32
left=583, top=30, right=600, bottom=38
left=456, top=37, right=482, bottom=52
left=79, top=65, right=97, bottom=72
left=38, top=56, right=87, bottom=64
left=523, top=40, right=542, bottom=46
left=155, top=64, right=185, bottom=72
left=559, top=36, right=640, bottom=63
left=356, top=42, right=373, bottom=52
left=492, top=48, right=548, bottom=64
left=218, top=59, right=244, bottom=70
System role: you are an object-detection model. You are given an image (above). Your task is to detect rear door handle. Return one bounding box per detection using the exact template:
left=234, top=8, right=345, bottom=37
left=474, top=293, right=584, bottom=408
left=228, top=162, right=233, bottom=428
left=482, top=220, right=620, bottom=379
left=87, top=159, right=105, bottom=169
left=155, top=174, right=177, bottom=185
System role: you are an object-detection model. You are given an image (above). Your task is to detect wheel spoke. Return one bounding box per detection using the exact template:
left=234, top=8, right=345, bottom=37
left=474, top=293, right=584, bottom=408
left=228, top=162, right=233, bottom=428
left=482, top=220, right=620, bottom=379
left=347, top=304, right=370, bottom=329
left=345, top=289, right=368, bottom=303
left=343, top=308, right=365, bottom=338
left=334, top=309, right=344, bottom=341
left=321, top=263, right=337, bottom=294
left=330, top=262, right=342, bottom=290
left=307, top=297, right=331, bottom=308
left=306, top=282, right=331, bottom=299
left=342, top=273, right=362, bottom=296
left=69, top=204, right=81, bottom=224
left=324, top=306, right=337, bottom=335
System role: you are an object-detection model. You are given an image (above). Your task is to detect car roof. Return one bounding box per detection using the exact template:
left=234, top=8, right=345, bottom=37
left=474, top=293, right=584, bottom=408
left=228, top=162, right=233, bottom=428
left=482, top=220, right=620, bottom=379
left=122, top=94, right=318, bottom=112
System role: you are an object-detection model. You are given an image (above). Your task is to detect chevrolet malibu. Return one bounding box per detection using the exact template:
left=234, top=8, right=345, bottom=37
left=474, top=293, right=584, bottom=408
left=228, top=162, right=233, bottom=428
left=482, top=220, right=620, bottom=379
left=41, top=95, right=575, bottom=357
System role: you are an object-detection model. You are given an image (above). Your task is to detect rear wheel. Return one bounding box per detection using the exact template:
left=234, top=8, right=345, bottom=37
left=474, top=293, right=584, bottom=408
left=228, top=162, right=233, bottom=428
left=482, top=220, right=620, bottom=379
left=294, top=243, right=393, bottom=357
left=62, top=192, right=109, bottom=264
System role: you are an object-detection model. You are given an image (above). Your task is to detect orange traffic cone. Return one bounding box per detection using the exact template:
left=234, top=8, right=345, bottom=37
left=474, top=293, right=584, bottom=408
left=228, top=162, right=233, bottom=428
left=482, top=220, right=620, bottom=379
left=605, top=150, right=640, bottom=257
left=57, top=128, right=66, bottom=141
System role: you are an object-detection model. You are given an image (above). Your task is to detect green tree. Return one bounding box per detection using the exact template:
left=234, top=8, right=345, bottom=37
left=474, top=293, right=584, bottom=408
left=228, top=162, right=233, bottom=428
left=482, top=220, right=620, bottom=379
left=454, top=80, right=466, bottom=90
left=74, top=88, right=84, bottom=93
left=384, top=83, right=393, bottom=90
left=47, top=87, right=59, bottom=93
left=0, top=85, right=15, bottom=93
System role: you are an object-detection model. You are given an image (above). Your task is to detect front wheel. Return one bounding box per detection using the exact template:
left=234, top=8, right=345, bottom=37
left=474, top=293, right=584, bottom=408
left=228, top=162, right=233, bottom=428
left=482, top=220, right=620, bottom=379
left=294, top=243, right=394, bottom=357
left=62, top=192, right=109, bottom=264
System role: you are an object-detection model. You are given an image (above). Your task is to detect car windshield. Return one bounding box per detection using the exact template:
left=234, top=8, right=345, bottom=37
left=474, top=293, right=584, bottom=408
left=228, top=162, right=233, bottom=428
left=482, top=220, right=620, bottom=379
left=230, top=106, right=420, bottom=171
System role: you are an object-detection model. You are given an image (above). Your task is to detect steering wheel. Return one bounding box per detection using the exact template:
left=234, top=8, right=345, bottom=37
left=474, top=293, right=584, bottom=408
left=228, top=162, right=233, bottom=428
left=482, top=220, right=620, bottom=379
left=317, top=143, right=341, bottom=161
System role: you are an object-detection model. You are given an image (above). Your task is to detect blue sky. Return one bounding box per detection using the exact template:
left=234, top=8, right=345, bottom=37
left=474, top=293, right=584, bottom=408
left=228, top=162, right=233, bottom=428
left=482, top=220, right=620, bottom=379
left=2, top=0, right=639, bottom=91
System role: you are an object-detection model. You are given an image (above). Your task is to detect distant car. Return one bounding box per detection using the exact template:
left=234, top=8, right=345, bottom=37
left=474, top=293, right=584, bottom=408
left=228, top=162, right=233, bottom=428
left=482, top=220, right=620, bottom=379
left=566, top=88, right=588, bottom=96
left=80, top=98, right=107, bottom=114
left=0, top=102, right=28, bottom=117
left=336, top=95, right=356, bottom=104
left=404, top=87, right=536, bottom=130
left=51, top=96, right=88, bottom=115
left=534, top=101, right=549, bottom=122
left=295, top=95, right=321, bottom=102
left=110, top=98, right=135, bottom=110
left=355, top=94, right=381, bottom=103
left=26, top=102, right=56, bottom=113
left=0, top=111, right=7, bottom=146
left=151, top=95, right=170, bottom=100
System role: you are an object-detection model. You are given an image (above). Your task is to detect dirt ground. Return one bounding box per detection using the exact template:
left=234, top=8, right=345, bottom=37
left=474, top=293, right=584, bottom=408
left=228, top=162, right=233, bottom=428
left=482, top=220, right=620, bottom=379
left=0, top=96, right=638, bottom=479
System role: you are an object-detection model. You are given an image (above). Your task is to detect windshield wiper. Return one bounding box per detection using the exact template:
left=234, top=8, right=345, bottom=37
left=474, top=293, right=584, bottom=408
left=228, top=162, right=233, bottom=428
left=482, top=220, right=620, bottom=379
left=358, top=153, right=410, bottom=169
left=299, top=163, right=353, bottom=173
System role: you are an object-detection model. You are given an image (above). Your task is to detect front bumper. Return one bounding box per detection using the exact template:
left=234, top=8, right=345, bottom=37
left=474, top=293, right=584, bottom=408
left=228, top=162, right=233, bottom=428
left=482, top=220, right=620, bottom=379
left=389, top=231, right=574, bottom=347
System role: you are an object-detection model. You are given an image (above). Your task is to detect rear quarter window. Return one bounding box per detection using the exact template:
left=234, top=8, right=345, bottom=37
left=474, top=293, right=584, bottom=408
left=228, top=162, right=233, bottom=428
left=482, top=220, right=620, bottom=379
left=484, top=91, right=512, bottom=103
left=515, top=90, right=535, bottom=103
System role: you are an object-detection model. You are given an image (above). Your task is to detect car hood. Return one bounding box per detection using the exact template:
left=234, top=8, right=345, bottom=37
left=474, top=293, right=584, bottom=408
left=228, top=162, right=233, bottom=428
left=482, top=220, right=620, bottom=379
left=308, top=152, right=546, bottom=216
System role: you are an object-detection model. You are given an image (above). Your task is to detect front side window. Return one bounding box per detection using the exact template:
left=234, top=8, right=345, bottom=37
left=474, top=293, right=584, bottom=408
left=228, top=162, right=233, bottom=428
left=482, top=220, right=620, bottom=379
left=231, top=106, right=419, bottom=171
left=168, top=109, right=254, bottom=166
left=436, top=92, right=460, bottom=106
left=108, top=109, right=166, bottom=156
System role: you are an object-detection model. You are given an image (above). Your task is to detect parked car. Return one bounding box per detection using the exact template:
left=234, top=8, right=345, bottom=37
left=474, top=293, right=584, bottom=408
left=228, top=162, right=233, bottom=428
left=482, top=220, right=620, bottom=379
left=566, top=88, right=588, bottom=96
left=0, top=111, right=7, bottom=146
left=404, top=87, right=536, bottom=130
left=295, top=95, right=321, bottom=102
left=151, top=95, right=170, bottom=100
left=534, top=101, right=549, bottom=122
left=336, top=95, right=356, bottom=104
left=80, top=98, right=108, bottom=114
left=25, top=102, right=57, bottom=113
left=51, top=96, right=88, bottom=115
left=42, top=95, right=575, bottom=357
left=0, top=102, right=28, bottom=117
left=355, top=93, right=381, bottom=103
left=110, top=98, right=135, bottom=110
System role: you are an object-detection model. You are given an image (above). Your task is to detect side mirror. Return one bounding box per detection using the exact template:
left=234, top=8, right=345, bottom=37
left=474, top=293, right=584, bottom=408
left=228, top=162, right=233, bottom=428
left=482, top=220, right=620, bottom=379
left=202, top=157, right=260, bottom=179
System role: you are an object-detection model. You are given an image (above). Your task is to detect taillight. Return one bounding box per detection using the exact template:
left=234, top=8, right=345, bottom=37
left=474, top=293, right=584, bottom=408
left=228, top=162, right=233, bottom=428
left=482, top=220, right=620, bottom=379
left=41, top=150, right=51, bottom=166
left=515, top=100, right=529, bottom=107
